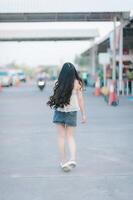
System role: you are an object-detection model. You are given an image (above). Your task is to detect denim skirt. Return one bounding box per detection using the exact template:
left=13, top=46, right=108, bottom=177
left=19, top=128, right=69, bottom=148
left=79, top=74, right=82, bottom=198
left=53, top=110, right=77, bottom=127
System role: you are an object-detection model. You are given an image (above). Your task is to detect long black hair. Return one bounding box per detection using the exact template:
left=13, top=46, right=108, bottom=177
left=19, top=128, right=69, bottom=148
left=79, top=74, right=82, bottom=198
left=47, top=62, right=83, bottom=109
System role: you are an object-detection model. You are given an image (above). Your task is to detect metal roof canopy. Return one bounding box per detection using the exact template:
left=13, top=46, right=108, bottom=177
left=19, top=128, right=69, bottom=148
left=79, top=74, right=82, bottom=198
left=0, top=0, right=132, bottom=13
left=0, top=29, right=99, bottom=41
left=0, top=12, right=130, bottom=23
left=82, top=18, right=133, bottom=56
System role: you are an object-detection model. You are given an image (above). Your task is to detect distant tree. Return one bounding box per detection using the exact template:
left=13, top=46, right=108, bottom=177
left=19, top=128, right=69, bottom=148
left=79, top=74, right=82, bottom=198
left=74, top=55, right=89, bottom=67
left=6, top=61, right=19, bottom=69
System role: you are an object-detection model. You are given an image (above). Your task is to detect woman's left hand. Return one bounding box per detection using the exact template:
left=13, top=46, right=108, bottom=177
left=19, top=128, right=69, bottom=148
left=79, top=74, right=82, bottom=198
left=81, top=115, right=87, bottom=123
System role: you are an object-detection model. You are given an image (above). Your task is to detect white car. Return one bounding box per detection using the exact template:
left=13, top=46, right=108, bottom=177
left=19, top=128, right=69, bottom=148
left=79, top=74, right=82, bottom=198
left=17, top=70, right=26, bottom=82
left=0, top=70, right=13, bottom=87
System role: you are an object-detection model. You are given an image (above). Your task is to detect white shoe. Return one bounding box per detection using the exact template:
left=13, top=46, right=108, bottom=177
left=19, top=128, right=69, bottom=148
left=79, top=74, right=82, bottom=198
left=60, top=162, right=71, bottom=172
left=67, top=160, right=77, bottom=168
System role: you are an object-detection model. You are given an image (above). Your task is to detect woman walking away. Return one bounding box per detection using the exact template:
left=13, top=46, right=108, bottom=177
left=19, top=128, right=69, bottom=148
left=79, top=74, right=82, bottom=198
left=47, top=62, right=86, bottom=172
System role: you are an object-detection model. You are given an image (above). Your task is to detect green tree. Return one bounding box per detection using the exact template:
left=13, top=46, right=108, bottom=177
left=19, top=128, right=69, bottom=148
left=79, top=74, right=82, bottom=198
left=74, top=55, right=89, bottom=67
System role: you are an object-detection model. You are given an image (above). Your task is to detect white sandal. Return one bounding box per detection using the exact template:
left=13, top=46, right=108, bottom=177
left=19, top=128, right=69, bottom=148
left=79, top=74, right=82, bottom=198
left=60, top=162, right=71, bottom=172
left=67, top=160, right=77, bottom=168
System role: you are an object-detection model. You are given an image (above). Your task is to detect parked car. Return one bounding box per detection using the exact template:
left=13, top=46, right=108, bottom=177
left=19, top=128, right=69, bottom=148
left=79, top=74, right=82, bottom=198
left=8, top=70, right=20, bottom=86
left=17, top=70, right=26, bottom=82
left=0, top=70, right=13, bottom=87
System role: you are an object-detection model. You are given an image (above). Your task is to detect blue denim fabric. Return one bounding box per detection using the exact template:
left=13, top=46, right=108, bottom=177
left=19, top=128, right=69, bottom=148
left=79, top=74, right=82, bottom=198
left=53, top=110, right=77, bottom=127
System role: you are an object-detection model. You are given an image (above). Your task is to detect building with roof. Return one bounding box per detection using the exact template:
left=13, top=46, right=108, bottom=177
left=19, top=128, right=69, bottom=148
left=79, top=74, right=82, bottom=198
left=82, top=17, right=133, bottom=94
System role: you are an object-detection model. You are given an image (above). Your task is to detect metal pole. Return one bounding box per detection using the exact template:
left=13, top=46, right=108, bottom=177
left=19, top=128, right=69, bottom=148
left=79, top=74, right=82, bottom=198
left=91, top=39, right=96, bottom=77
left=122, top=81, right=124, bottom=96
left=112, top=16, right=116, bottom=81
left=119, top=19, right=123, bottom=95
left=103, top=65, right=106, bottom=86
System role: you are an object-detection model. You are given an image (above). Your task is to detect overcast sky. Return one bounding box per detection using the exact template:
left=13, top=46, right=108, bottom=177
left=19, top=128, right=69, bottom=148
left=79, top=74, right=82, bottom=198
left=0, top=0, right=132, bottom=12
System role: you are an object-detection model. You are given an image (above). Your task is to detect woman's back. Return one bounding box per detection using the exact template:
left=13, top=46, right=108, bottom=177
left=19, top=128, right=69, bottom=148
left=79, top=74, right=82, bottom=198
left=56, top=80, right=80, bottom=112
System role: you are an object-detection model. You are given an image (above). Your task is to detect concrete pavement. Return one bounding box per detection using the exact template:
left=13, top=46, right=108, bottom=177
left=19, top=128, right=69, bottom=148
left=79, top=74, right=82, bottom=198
left=0, top=82, right=133, bottom=200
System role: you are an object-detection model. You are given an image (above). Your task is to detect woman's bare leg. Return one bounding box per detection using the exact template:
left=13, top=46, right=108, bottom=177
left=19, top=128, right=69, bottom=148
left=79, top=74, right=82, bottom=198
left=56, top=124, right=66, bottom=163
left=66, top=126, right=76, bottom=161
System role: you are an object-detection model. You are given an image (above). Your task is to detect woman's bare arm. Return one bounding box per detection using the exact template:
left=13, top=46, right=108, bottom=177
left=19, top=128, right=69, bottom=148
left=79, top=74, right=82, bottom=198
left=75, top=80, right=86, bottom=123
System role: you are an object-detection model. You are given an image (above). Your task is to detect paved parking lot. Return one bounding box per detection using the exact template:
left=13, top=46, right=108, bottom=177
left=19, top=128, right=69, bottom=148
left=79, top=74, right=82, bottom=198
left=0, top=82, right=133, bottom=200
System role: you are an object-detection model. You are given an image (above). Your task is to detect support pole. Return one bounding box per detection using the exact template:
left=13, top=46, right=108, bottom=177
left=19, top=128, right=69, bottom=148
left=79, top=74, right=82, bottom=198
left=103, top=65, right=106, bottom=86
left=91, top=39, right=96, bottom=77
left=119, top=19, right=123, bottom=95
left=112, top=16, right=117, bottom=81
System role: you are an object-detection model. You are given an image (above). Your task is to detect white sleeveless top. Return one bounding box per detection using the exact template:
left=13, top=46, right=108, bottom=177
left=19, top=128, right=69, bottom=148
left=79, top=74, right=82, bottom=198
left=56, top=90, right=80, bottom=112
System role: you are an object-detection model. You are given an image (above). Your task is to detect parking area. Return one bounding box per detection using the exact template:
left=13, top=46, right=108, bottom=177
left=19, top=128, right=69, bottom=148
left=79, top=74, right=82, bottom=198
left=0, top=82, right=133, bottom=200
